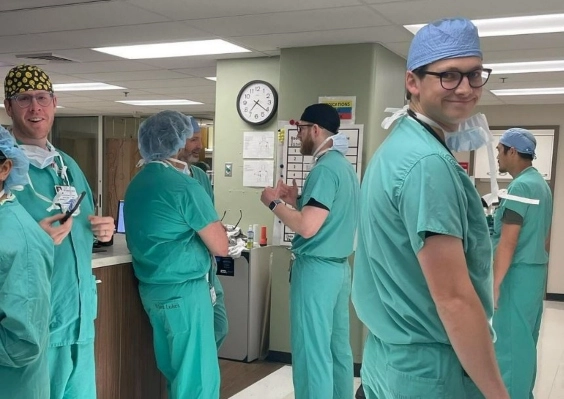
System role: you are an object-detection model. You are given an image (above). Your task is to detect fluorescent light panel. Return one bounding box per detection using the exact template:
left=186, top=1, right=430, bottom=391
left=53, top=82, right=125, bottom=91
left=93, top=39, right=250, bottom=60
left=117, top=100, right=203, bottom=106
left=205, top=77, right=217, bottom=81
left=484, top=60, right=564, bottom=74
left=490, top=87, right=564, bottom=96
left=405, top=13, right=564, bottom=37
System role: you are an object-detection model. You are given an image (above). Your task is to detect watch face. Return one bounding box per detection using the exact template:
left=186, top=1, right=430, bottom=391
left=237, top=80, right=278, bottom=125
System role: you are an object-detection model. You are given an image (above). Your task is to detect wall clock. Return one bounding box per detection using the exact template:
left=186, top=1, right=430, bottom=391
left=236, top=80, right=278, bottom=125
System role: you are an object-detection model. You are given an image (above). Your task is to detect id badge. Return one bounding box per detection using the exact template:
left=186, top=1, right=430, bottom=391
left=53, top=185, right=80, bottom=214
left=210, top=286, right=217, bottom=306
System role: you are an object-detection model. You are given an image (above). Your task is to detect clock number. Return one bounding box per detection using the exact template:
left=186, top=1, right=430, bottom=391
left=255, top=114, right=259, bottom=119
left=244, top=107, right=248, bottom=112
left=266, top=93, right=271, bottom=99
left=268, top=100, right=272, bottom=105
left=245, top=94, right=250, bottom=99
left=261, top=112, right=265, bottom=117
left=243, top=100, right=247, bottom=105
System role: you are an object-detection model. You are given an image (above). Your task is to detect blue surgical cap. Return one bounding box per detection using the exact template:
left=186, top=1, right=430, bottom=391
left=188, top=116, right=201, bottom=134
left=407, top=18, right=482, bottom=71
left=0, top=127, right=29, bottom=191
left=138, top=110, right=194, bottom=161
left=499, top=128, right=536, bottom=157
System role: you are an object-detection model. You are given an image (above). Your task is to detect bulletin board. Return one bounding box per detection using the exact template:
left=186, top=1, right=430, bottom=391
left=273, top=124, right=364, bottom=246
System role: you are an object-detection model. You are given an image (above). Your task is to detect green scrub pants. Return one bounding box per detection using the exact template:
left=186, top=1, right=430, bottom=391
left=48, top=343, right=96, bottom=399
left=212, top=273, right=228, bottom=349
left=494, top=263, right=547, bottom=399
left=360, top=334, right=484, bottom=399
left=0, top=353, right=49, bottom=399
left=290, top=256, right=353, bottom=399
left=139, top=278, right=219, bottom=399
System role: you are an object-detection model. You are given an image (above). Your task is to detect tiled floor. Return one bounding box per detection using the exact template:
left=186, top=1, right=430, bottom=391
left=225, top=301, right=564, bottom=398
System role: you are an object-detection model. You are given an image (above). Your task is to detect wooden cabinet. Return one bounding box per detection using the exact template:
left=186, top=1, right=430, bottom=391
left=474, top=129, right=555, bottom=181
left=93, top=264, right=167, bottom=399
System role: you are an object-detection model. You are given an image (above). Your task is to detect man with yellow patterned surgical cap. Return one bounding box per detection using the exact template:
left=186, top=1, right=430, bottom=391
left=3, top=64, right=115, bottom=399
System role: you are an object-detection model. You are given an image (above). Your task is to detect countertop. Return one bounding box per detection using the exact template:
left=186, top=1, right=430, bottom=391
left=92, top=234, right=132, bottom=269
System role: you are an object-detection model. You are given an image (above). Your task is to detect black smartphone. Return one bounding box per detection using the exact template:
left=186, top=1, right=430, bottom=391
left=61, top=191, right=86, bottom=224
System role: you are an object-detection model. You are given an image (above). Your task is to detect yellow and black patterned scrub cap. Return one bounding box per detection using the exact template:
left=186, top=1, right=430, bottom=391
left=4, top=65, right=53, bottom=99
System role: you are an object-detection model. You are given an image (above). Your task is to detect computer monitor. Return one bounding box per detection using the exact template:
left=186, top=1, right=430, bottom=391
left=116, top=200, right=125, bottom=234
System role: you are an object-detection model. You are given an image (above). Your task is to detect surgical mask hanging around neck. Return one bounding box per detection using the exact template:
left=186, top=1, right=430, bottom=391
left=166, top=157, right=190, bottom=175
left=19, top=144, right=59, bottom=169
left=307, top=133, right=348, bottom=171
left=444, top=113, right=493, bottom=152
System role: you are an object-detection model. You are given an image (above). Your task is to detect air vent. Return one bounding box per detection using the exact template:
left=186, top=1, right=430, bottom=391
left=16, top=53, right=78, bottom=63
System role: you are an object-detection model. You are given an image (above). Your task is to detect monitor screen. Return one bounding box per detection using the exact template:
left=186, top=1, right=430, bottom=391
left=116, top=200, right=125, bottom=234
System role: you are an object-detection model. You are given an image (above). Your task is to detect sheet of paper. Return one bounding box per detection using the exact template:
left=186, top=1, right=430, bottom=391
left=243, top=160, right=274, bottom=187
left=243, top=131, right=275, bottom=159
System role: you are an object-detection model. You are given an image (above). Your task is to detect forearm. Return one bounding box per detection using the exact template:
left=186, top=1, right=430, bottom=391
left=493, top=243, right=515, bottom=288
left=437, top=296, right=508, bottom=399
left=272, top=204, right=307, bottom=236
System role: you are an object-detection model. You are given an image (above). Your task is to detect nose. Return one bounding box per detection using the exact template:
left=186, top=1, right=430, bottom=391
left=454, top=76, right=474, bottom=95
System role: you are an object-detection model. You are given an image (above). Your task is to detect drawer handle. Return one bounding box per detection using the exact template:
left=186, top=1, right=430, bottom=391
left=95, top=280, right=102, bottom=284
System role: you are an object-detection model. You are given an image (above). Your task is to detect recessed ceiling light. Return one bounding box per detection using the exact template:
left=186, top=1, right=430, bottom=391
left=116, top=100, right=203, bottom=106
left=53, top=83, right=125, bottom=91
left=93, top=39, right=250, bottom=60
left=405, top=13, right=564, bottom=37
left=205, top=77, right=217, bottom=81
left=484, top=60, right=564, bottom=74
left=490, top=87, right=564, bottom=96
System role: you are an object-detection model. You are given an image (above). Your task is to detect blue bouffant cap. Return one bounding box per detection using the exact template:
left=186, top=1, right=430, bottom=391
left=407, top=17, right=482, bottom=71
left=499, top=128, right=536, bottom=157
left=138, top=110, right=194, bottom=161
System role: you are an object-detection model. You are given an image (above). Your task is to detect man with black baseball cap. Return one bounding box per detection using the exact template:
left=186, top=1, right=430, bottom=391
left=261, top=103, right=359, bottom=398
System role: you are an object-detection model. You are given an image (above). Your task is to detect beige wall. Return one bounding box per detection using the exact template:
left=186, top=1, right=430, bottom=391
left=476, top=104, right=564, bottom=294
left=0, top=109, right=11, bottom=126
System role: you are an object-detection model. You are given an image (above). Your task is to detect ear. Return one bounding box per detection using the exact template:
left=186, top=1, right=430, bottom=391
left=52, top=94, right=58, bottom=110
left=406, top=71, right=420, bottom=99
left=3, top=99, right=13, bottom=118
left=0, top=159, right=13, bottom=183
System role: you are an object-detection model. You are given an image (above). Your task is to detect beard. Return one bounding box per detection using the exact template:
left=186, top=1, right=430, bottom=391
left=300, top=134, right=314, bottom=155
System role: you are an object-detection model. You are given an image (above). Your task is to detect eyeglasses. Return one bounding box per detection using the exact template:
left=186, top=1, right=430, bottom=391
left=296, top=123, right=313, bottom=133
left=421, top=68, right=492, bottom=90
left=9, top=92, right=54, bottom=108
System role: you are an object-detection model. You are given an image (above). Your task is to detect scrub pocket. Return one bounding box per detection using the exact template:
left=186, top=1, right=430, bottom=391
left=85, top=274, right=98, bottom=321
left=153, top=299, right=189, bottom=336
left=386, top=364, right=445, bottom=399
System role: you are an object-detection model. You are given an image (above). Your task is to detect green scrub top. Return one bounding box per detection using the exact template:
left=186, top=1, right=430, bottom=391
left=190, top=165, right=214, bottom=203
left=292, top=150, right=360, bottom=259
left=492, top=167, right=552, bottom=265
left=124, top=162, right=219, bottom=284
left=0, top=197, right=53, bottom=365
left=0, top=196, right=53, bottom=399
left=352, top=116, right=494, bottom=345
left=14, top=151, right=97, bottom=347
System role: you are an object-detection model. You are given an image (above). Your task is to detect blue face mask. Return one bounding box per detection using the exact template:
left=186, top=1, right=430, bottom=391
left=330, top=133, right=349, bottom=155
left=444, top=114, right=492, bottom=152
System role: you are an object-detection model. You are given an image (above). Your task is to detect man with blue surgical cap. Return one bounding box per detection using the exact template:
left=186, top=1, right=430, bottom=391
left=352, top=18, right=509, bottom=398
left=0, top=127, right=53, bottom=398
left=177, top=116, right=228, bottom=350
left=124, top=110, right=228, bottom=399
left=261, top=103, right=359, bottom=399
left=4, top=64, right=115, bottom=399
left=492, top=128, right=552, bottom=398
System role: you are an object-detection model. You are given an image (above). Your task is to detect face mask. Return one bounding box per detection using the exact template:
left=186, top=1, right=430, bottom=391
left=330, top=133, right=349, bottom=155
left=444, top=114, right=493, bottom=152
left=19, top=144, right=58, bottom=169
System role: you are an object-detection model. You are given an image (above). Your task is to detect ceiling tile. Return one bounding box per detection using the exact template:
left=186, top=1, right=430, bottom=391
left=68, top=69, right=189, bottom=82
left=125, top=0, right=364, bottom=20
left=186, top=6, right=389, bottom=37
left=0, top=2, right=169, bottom=36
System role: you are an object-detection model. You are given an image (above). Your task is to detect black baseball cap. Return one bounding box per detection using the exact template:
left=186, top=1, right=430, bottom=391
left=300, top=103, right=340, bottom=134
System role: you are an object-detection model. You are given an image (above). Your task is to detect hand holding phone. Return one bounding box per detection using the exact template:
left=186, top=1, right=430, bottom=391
left=61, top=191, right=86, bottom=224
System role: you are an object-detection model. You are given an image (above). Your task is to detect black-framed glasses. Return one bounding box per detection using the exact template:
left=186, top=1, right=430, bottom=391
left=10, top=92, right=54, bottom=108
left=296, top=123, right=313, bottom=133
left=421, top=68, right=492, bottom=90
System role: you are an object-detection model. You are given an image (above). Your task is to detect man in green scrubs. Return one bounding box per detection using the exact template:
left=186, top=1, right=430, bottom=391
left=124, top=110, right=228, bottom=399
left=0, top=128, right=53, bottom=398
left=177, top=117, right=228, bottom=349
left=3, top=65, right=115, bottom=399
left=492, top=128, right=553, bottom=399
left=352, top=18, right=509, bottom=398
left=261, top=103, right=359, bottom=399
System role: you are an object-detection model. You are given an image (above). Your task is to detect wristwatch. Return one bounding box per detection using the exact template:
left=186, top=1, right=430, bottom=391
left=269, top=199, right=282, bottom=211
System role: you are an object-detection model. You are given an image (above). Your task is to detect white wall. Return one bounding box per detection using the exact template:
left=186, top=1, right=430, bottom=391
left=476, top=104, right=564, bottom=294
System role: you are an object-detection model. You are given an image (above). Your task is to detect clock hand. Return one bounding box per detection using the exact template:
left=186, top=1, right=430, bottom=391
left=249, top=101, right=258, bottom=113
left=254, top=100, right=268, bottom=111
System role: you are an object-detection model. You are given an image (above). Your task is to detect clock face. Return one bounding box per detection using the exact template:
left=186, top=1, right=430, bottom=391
left=236, top=80, right=278, bottom=125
